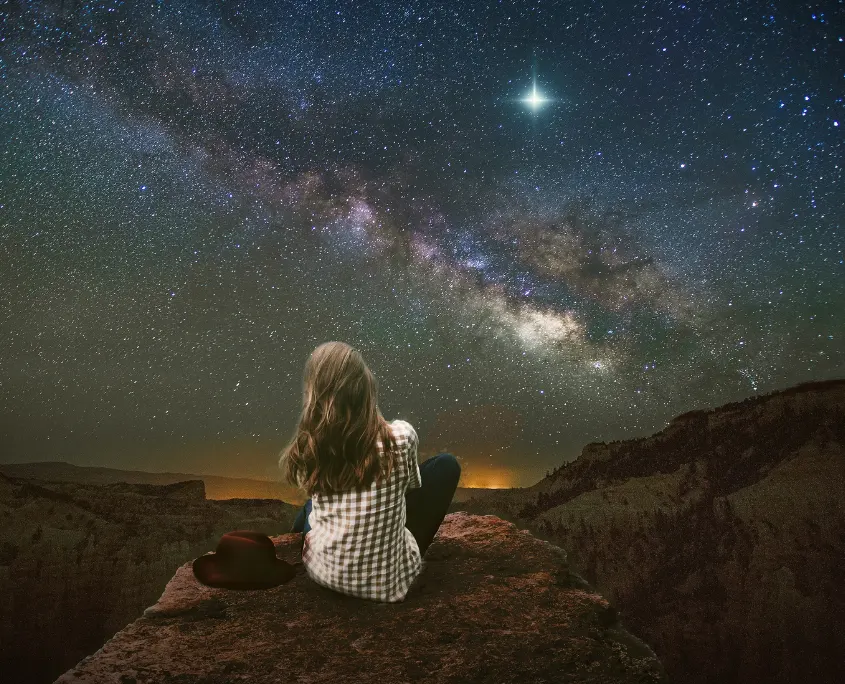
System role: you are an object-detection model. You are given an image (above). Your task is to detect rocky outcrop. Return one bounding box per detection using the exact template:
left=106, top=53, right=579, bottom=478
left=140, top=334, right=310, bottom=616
left=55, top=512, right=667, bottom=684
left=453, top=378, right=845, bottom=684
left=0, top=474, right=300, bottom=684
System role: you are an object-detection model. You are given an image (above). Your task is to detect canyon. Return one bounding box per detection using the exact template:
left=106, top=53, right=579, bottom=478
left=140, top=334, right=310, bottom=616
left=451, top=378, right=845, bottom=684
left=3, top=377, right=843, bottom=683
left=0, top=475, right=299, bottom=684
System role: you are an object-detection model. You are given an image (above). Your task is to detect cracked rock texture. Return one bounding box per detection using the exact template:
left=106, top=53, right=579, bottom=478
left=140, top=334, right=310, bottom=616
left=55, top=512, right=667, bottom=684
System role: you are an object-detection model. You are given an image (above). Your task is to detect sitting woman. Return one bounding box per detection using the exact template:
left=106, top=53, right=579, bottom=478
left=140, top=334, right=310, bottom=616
left=279, top=340, right=461, bottom=602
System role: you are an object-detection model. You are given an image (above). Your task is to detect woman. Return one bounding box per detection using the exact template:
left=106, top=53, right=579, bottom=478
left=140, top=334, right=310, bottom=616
left=279, top=341, right=461, bottom=602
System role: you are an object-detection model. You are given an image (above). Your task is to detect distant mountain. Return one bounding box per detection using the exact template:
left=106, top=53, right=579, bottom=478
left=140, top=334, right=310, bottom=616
left=0, top=461, right=496, bottom=505
left=0, top=462, right=308, bottom=504
left=451, top=378, right=845, bottom=684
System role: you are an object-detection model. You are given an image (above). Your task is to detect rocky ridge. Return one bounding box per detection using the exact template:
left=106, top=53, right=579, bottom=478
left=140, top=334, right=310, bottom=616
left=0, top=461, right=490, bottom=505
left=0, top=462, right=307, bottom=504
left=452, top=378, right=845, bottom=684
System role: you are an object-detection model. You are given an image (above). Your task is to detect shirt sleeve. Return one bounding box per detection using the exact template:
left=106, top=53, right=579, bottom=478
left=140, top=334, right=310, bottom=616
left=404, top=422, right=422, bottom=490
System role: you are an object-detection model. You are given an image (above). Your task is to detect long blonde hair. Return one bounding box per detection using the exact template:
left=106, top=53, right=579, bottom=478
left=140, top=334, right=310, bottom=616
left=278, top=341, right=399, bottom=497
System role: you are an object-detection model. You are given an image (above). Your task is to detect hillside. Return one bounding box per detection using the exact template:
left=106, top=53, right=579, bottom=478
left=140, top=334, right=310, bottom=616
left=451, top=378, right=845, bottom=684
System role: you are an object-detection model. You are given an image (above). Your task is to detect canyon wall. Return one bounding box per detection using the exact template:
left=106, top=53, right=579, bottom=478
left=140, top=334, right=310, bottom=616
left=0, top=475, right=299, bottom=684
left=453, top=378, right=845, bottom=684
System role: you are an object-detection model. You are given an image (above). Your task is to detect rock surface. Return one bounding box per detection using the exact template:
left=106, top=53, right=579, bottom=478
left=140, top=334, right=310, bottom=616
left=453, top=378, right=845, bottom=684
left=0, top=475, right=300, bottom=684
left=55, top=512, right=667, bottom=684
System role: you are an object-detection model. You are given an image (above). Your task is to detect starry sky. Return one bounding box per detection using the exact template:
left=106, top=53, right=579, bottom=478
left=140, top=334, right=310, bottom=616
left=1, top=1, right=842, bottom=487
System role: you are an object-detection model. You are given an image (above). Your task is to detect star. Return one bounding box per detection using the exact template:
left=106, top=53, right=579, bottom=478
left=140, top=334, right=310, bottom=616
left=522, top=80, right=550, bottom=110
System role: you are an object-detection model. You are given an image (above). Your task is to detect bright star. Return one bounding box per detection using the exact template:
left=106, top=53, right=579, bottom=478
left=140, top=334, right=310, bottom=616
left=522, top=80, right=550, bottom=110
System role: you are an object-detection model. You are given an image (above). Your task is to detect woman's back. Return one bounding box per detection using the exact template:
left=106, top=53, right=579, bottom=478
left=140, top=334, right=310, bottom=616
left=301, top=418, right=423, bottom=602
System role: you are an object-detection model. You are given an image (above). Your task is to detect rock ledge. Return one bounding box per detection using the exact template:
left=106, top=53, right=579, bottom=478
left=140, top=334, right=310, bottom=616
left=55, top=512, right=667, bottom=684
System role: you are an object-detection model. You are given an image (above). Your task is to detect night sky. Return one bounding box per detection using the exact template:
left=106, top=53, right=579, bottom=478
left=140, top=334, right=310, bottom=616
left=1, top=1, right=842, bottom=487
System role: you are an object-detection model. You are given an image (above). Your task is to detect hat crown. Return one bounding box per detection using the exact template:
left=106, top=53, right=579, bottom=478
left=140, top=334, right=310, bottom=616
left=216, top=531, right=276, bottom=566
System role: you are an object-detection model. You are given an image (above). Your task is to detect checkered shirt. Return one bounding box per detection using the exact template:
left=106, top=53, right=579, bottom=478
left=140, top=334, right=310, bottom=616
left=301, top=419, right=423, bottom=602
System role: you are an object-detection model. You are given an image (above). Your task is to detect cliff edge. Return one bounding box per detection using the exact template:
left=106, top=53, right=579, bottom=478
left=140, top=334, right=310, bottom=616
left=55, top=512, right=667, bottom=684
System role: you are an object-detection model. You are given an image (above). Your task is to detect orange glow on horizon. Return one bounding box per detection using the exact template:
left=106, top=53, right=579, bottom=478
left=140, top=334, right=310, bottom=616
left=456, top=466, right=520, bottom=490
left=113, top=437, right=534, bottom=502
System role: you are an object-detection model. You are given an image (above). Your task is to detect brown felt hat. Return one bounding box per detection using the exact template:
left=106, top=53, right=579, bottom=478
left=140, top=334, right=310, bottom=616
left=192, top=530, right=297, bottom=590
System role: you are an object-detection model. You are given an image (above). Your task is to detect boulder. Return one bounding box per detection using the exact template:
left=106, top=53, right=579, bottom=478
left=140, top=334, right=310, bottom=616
left=55, top=512, right=667, bottom=683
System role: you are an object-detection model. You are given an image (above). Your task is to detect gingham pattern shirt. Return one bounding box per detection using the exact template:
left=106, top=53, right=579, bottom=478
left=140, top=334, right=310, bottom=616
left=301, top=419, right=423, bottom=602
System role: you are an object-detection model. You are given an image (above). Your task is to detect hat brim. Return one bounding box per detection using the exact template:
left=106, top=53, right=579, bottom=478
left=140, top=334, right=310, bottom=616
left=192, top=553, right=296, bottom=590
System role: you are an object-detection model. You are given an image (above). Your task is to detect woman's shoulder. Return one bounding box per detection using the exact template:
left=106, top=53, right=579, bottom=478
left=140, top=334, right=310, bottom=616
left=387, top=418, right=417, bottom=445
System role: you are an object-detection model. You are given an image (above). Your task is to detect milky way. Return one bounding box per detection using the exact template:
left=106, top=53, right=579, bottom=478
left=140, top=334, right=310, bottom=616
left=1, top=1, right=842, bottom=486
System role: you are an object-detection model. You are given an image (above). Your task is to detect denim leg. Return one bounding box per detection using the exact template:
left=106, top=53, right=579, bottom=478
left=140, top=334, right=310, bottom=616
left=291, top=499, right=312, bottom=534
left=405, top=453, right=461, bottom=556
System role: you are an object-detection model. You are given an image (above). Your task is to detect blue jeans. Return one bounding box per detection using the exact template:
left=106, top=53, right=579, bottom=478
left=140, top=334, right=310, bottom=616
left=290, top=453, right=461, bottom=556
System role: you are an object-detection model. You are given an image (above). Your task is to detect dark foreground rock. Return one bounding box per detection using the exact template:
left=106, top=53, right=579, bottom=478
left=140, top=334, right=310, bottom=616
left=55, top=512, right=667, bottom=684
